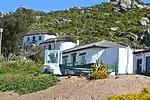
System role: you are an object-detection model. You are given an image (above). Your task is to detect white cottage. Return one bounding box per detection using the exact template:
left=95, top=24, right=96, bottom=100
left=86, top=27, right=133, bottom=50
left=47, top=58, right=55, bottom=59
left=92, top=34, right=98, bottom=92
left=43, top=39, right=135, bottom=75
left=40, top=36, right=77, bottom=51
left=42, top=36, right=77, bottom=74
left=61, top=40, right=134, bottom=75
left=133, top=50, right=150, bottom=75
left=23, top=30, right=56, bottom=51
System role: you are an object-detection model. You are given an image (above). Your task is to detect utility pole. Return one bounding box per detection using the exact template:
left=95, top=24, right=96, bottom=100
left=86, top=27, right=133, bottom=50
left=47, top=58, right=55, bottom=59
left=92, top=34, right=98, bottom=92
left=0, top=12, right=3, bottom=56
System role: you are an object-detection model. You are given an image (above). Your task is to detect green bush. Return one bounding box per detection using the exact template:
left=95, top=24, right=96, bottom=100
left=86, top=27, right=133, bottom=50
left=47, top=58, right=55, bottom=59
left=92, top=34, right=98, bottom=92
left=109, top=88, right=150, bottom=100
left=0, top=74, right=58, bottom=94
left=0, top=60, right=41, bottom=74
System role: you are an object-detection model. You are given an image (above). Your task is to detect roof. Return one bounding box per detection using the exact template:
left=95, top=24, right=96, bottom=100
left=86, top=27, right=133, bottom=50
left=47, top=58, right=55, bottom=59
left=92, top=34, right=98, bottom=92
left=62, top=40, right=127, bottom=54
left=24, top=29, right=56, bottom=36
left=40, top=36, right=74, bottom=44
left=133, top=50, right=150, bottom=54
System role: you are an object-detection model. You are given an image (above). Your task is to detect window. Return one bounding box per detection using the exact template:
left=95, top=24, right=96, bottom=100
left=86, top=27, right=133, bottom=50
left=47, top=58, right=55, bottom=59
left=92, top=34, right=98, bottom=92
left=79, top=53, right=86, bottom=65
left=71, top=53, right=77, bottom=66
left=48, top=45, right=51, bottom=50
left=27, top=37, right=30, bottom=41
left=62, top=56, right=68, bottom=65
left=48, top=53, right=58, bottom=63
left=39, top=36, right=41, bottom=40
left=32, top=36, right=35, bottom=41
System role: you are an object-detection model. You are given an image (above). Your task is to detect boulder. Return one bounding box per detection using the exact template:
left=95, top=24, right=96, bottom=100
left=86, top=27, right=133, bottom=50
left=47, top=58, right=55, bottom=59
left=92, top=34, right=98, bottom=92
left=110, top=0, right=150, bottom=10
left=140, top=29, right=150, bottom=46
left=143, top=5, right=150, bottom=9
left=112, top=7, right=121, bottom=12
left=110, top=0, right=132, bottom=8
left=124, top=33, right=138, bottom=41
left=139, top=17, right=150, bottom=26
left=119, top=0, right=132, bottom=9
left=133, top=1, right=144, bottom=9
left=110, top=0, right=120, bottom=5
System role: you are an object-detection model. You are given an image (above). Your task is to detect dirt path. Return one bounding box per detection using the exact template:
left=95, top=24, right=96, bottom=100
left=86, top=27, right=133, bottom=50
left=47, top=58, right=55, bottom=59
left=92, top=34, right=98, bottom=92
left=2, top=75, right=150, bottom=100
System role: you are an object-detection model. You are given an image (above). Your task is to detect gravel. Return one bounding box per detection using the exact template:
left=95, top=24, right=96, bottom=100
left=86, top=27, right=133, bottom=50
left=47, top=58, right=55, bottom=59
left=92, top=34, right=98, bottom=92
left=2, top=75, right=150, bottom=100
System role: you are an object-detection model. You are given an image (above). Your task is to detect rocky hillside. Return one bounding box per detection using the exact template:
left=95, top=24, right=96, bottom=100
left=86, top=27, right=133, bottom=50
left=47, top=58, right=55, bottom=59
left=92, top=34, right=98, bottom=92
left=29, top=0, right=150, bottom=49
left=1, top=0, right=150, bottom=56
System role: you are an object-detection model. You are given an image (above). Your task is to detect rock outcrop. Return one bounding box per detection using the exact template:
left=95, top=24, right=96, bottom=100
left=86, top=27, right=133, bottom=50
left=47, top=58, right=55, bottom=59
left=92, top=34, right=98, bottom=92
left=119, top=0, right=132, bottom=9
left=133, top=1, right=144, bottom=9
left=139, top=17, right=150, bottom=26
left=110, top=0, right=132, bottom=8
left=110, top=0, right=150, bottom=11
left=140, top=29, right=150, bottom=46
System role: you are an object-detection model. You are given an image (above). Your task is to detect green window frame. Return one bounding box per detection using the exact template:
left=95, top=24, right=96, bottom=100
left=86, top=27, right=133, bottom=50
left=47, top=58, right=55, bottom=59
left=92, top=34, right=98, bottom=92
left=79, top=53, right=86, bottom=65
left=62, top=56, right=68, bottom=65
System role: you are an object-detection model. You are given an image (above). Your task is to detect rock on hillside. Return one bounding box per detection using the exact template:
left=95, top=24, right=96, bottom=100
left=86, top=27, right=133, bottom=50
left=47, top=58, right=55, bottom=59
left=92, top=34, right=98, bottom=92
left=140, top=29, right=150, bottom=46
left=110, top=0, right=150, bottom=10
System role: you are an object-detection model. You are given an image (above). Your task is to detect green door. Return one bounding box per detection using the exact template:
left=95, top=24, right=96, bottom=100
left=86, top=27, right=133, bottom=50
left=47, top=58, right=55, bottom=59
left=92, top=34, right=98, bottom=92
left=71, top=53, right=77, bottom=66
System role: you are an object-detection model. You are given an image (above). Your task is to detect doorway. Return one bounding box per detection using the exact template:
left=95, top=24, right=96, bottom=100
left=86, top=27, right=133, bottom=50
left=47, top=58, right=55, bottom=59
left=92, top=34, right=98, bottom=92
left=71, top=53, right=77, bottom=66
left=137, top=59, right=142, bottom=74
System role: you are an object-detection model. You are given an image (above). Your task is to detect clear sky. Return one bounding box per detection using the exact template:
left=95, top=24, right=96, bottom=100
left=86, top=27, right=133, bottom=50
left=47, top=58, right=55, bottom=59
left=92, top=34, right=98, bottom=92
left=0, top=0, right=149, bottom=12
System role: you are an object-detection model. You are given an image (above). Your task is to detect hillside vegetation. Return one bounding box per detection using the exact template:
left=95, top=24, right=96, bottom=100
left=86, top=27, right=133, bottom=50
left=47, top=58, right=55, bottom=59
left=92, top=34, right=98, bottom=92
left=1, top=1, right=150, bottom=56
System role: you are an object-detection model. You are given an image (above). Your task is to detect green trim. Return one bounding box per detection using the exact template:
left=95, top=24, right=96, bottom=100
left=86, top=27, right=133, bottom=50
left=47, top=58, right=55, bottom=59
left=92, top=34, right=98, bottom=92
left=79, top=52, right=86, bottom=56
left=62, top=56, right=68, bottom=58
left=71, top=53, right=77, bottom=55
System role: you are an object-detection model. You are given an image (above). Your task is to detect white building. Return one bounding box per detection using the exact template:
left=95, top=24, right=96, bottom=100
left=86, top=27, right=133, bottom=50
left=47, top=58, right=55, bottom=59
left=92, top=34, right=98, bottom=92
left=42, top=36, right=77, bottom=74
left=133, top=50, right=150, bottom=75
left=43, top=40, right=135, bottom=75
left=40, top=36, right=77, bottom=51
left=23, top=30, right=56, bottom=51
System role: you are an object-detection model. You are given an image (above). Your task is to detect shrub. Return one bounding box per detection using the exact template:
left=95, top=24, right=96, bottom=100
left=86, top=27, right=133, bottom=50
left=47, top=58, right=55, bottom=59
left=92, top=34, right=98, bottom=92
left=0, top=60, right=41, bottom=74
left=109, top=88, right=150, bottom=100
left=142, top=88, right=150, bottom=93
left=0, top=74, right=58, bottom=94
left=90, top=60, right=108, bottom=80
left=91, top=70, right=108, bottom=79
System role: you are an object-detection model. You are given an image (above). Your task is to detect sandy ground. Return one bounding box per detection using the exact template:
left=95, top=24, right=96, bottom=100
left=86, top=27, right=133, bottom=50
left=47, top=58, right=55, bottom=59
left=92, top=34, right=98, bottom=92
left=1, top=75, right=150, bottom=100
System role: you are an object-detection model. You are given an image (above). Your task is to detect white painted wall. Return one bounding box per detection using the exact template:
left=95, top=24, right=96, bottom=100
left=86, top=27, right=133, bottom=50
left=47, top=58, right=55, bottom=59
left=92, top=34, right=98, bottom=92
left=44, top=34, right=56, bottom=41
left=62, top=47, right=119, bottom=66
left=42, top=41, right=77, bottom=51
left=44, top=50, right=62, bottom=75
left=62, top=47, right=134, bottom=74
left=23, top=34, right=56, bottom=47
left=127, top=48, right=134, bottom=74
left=118, top=47, right=134, bottom=74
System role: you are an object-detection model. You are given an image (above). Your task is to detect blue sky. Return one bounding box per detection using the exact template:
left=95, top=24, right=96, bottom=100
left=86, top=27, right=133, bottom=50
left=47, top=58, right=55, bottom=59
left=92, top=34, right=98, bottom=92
left=0, top=0, right=149, bottom=12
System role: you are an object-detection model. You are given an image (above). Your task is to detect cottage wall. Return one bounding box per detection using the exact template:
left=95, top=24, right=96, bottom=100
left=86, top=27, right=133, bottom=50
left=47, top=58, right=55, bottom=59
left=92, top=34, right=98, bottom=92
left=118, top=47, right=134, bottom=74
left=62, top=47, right=119, bottom=66
left=42, top=41, right=76, bottom=51
left=23, top=34, right=56, bottom=46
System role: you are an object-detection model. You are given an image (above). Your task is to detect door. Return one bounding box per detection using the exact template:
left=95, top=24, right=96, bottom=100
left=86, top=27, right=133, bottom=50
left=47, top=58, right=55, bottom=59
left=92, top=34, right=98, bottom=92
left=71, top=53, right=77, bottom=66
left=137, top=59, right=142, bottom=74
left=146, top=56, right=150, bottom=74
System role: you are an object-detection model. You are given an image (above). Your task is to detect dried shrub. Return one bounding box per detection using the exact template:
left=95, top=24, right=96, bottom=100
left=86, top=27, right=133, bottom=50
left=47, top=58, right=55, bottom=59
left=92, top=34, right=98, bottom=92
left=109, top=88, right=150, bottom=100
left=90, top=60, right=108, bottom=80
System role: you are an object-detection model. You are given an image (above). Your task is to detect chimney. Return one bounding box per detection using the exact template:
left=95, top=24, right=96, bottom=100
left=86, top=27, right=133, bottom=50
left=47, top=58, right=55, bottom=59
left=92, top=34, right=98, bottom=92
left=77, top=40, right=80, bottom=45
